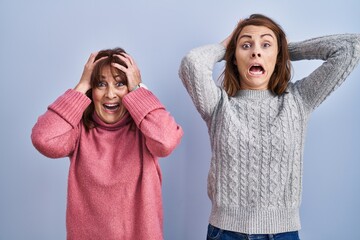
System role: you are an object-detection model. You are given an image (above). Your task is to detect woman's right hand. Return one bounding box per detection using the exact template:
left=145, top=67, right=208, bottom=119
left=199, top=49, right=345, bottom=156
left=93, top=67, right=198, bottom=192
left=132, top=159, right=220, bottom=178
left=74, top=52, right=107, bottom=94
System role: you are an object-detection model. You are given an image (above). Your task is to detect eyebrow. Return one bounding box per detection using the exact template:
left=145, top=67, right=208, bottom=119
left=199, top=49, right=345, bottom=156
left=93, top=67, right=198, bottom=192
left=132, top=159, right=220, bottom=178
left=238, top=33, right=275, bottom=40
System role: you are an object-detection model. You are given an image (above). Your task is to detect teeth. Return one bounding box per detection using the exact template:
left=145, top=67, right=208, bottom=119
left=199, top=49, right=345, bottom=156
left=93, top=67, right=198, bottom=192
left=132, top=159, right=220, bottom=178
left=249, top=64, right=264, bottom=75
left=103, top=103, right=120, bottom=111
left=251, top=71, right=263, bottom=75
left=104, top=104, right=118, bottom=107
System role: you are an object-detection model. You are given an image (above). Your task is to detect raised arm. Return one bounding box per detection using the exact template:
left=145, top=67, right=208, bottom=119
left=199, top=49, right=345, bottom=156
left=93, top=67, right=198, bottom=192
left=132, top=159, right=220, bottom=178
left=31, top=52, right=101, bottom=158
left=112, top=53, right=183, bottom=157
left=122, top=88, right=183, bottom=157
left=178, top=44, right=225, bottom=121
left=289, top=34, right=360, bottom=111
left=31, top=90, right=91, bottom=158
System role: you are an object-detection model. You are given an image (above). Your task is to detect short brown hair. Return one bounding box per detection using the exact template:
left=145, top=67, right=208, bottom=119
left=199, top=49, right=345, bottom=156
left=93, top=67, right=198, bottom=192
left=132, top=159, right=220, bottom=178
left=221, top=14, right=291, bottom=96
left=82, top=47, right=128, bottom=130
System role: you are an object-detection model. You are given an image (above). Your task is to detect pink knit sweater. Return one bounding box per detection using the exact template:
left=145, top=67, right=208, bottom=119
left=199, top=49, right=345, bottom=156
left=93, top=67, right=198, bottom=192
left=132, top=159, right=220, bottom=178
left=31, top=88, right=183, bottom=240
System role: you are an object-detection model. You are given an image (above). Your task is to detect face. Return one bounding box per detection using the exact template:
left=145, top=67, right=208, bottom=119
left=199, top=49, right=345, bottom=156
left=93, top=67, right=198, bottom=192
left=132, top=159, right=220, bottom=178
left=92, top=65, right=128, bottom=124
left=234, top=25, right=278, bottom=90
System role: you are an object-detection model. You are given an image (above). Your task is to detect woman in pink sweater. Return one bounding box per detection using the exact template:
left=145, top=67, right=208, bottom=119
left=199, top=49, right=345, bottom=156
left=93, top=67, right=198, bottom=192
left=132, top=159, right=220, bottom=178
left=31, top=48, right=183, bottom=240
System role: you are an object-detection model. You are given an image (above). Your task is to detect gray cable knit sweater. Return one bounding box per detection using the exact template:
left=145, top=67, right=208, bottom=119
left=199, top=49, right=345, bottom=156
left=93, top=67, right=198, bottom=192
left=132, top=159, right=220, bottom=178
left=179, top=34, right=360, bottom=234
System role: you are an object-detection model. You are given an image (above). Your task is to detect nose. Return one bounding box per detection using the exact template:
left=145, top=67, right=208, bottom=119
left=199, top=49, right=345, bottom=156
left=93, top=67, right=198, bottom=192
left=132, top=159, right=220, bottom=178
left=105, top=86, right=117, bottom=99
left=252, top=53, right=261, bottom=58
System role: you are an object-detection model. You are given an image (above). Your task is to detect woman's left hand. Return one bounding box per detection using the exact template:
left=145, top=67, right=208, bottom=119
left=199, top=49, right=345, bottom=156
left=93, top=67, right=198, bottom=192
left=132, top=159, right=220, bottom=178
left=112, top=53, right=142, bottom=91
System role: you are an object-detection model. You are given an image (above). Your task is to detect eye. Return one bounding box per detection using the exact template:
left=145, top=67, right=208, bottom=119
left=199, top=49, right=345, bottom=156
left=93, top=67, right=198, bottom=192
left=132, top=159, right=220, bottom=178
left=263, top=42, right=271, bottom=48
left=115, top=81, right=125, bottom=87
left=96, top=81, right=106, bottom=88
left=242, top=43, right=251, bottom=49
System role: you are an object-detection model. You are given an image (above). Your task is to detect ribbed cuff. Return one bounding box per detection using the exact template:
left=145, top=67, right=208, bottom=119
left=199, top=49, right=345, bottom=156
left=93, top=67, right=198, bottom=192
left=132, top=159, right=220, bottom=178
left=122, top=88, right=164, bottom=126
left=48, top=89, right=91, bottom=127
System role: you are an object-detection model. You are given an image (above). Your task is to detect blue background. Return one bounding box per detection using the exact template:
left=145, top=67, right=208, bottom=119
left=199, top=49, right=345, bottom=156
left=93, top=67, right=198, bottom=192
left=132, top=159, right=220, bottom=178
left=1, top=0, right=359, bottom=239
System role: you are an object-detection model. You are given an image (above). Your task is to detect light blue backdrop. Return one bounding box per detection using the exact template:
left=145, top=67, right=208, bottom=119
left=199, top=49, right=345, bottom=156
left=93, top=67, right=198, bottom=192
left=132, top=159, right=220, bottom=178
left=1, top=0, right=359, bottom=239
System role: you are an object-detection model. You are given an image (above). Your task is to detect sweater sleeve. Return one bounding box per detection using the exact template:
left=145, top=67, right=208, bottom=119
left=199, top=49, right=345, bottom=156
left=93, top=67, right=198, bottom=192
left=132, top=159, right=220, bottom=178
left=122, top=88, right=183, bottom=158
left=31, top=89, right=91, bottom=158
left=178, top=44, right=225, bottom=121
left=289, top=34, right=360, bottom=111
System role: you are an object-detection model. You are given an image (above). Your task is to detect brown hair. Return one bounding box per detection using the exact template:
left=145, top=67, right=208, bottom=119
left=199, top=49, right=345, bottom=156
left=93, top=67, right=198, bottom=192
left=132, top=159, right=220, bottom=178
left=82, top=47, right=128, bottom=130
left=221, top=14, right=291, bottom=96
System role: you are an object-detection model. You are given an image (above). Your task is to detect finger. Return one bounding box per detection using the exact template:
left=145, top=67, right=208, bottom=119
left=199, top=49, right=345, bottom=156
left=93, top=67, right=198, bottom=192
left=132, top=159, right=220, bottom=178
left=113, top=54, right=131, bottom=65
left=113, top=55, right=131, bottom=69
left=120, top=53, right=135, bottom=65
left=114, top=53, right=136, bottom=67
left=93, top=56, right=108, bottom=65
left=111, top=62, right=128, bottom=72
left=112, top=61, right=141, bottom=79
left=86, top=52, right=98, bottom=64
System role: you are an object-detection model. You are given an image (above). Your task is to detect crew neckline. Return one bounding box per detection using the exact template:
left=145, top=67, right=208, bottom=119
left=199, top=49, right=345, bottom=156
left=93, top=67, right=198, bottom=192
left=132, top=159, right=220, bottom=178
left=235, top=89, right=276, bottom=99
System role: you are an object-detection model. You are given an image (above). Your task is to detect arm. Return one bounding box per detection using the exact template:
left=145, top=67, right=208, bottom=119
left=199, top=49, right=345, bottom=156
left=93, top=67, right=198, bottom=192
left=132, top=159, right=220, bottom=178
left=32, top=53, right=101, bottom=158
left=122, top=88, right=183, bottom=157
left=289, top=34, right=360, bottom=111
left=112, top=53, right=183, bottom=157
left=178, top=44, right=225, bottom=121
left=177, top=21, right=243, bottom=121
left=31, top=90, right=91, bottom=158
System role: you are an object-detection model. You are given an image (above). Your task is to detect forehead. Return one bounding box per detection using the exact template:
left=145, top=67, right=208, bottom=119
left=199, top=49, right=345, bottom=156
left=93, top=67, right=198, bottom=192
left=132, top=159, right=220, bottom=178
left=238, top=25, right=276, bottom=40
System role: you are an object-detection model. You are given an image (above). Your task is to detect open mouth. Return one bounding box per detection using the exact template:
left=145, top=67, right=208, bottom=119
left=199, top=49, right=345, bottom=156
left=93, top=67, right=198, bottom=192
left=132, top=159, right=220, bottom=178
left=103, top=103, right=120, bottom=112
left=249, top=64, right=265, bottom=76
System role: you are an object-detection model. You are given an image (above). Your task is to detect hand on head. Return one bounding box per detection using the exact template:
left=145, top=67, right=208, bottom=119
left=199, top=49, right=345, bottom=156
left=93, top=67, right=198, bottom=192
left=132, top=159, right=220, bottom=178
left=75, top=52, right=107, bottom=94
left=112, top=53, right=142, bottom=92
left=74, top=51, right=141, bottom=94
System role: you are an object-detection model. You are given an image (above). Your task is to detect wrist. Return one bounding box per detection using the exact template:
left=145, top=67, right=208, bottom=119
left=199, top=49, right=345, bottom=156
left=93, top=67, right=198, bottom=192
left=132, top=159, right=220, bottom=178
left=74, top=83, right=91, bottom=94
left=130, top=83, right=148, bottom=92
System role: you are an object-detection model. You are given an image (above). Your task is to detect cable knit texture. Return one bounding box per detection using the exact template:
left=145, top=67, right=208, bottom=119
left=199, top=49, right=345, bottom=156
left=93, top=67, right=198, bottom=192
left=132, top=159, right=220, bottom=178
left=179, top=34, right=360, bottom=234
left=31, top=87, right=183, bottom=240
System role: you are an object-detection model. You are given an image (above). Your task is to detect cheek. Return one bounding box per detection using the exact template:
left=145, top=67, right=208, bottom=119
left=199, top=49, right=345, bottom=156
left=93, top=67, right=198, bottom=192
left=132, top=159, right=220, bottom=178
left=270, top=50, right=279, bottom=66
left=92, top=90, right=103, bottom=107
left=265, top=54, right=278, bottom=71
left=270, top=58, right=278, bottom=70
left=234, top=51, right=248, bottom=70
left=118, top=88, right=129, bottom=98
left=92, top=90, right=100, bottom=100
left=236, top=60, right=248, bottom=76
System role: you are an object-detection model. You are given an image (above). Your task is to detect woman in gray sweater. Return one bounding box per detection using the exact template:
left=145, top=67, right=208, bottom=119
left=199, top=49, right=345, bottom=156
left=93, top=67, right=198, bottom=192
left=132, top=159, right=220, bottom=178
left=179, top=14, right=360, bottom=240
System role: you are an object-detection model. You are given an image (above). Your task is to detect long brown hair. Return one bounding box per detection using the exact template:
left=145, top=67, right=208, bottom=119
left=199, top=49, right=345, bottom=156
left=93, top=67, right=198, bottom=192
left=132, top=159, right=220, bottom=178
left=222, top=14, right=291, bottom=96
left=82, top=47, right=128, bottom=130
